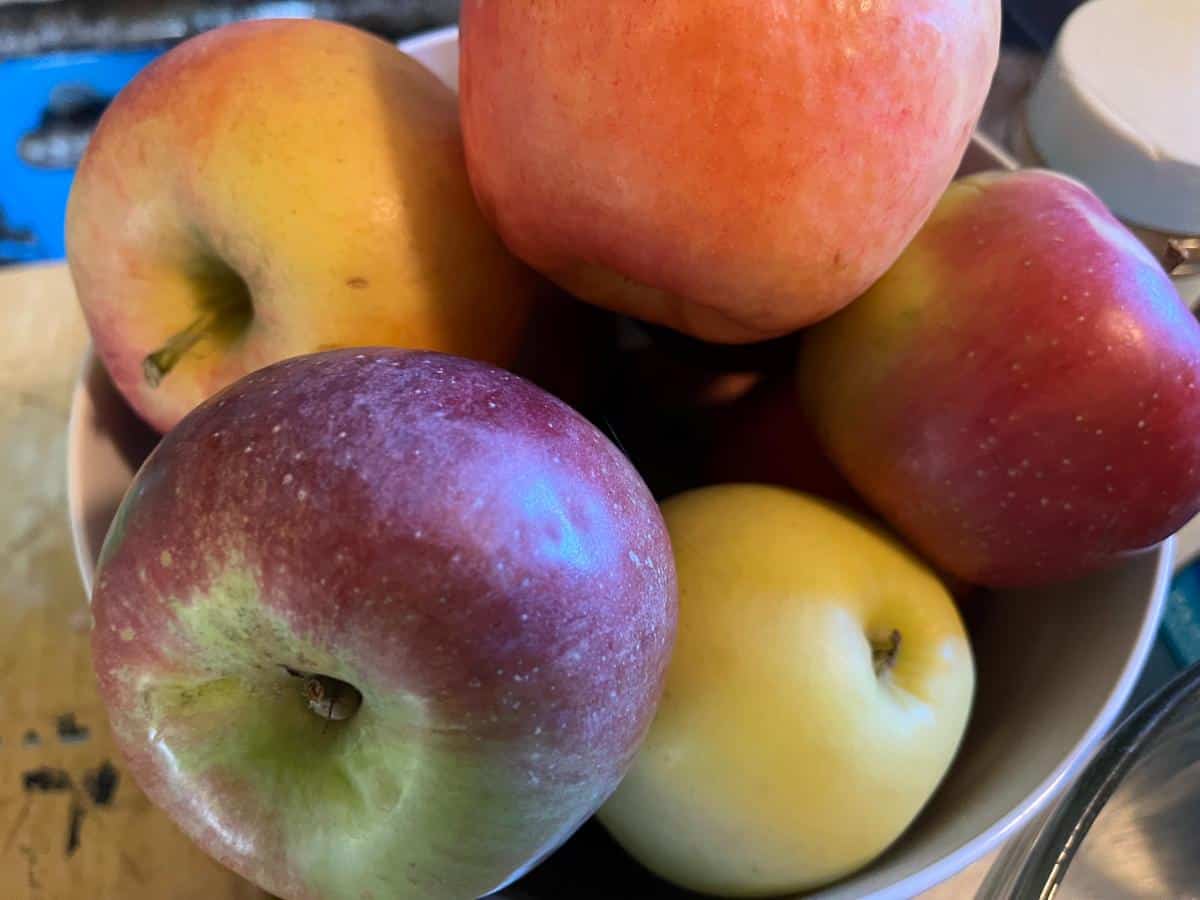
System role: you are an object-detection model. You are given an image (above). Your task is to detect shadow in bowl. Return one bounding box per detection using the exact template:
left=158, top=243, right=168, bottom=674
left=75, top=355, right=159, bottom=576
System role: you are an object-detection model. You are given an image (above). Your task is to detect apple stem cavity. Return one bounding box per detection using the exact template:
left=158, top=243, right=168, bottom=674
left=142, top=309, right=220, bottom=387
left=872, top=629, right=902, bottom=678
left=142, top=259, right=254, bottom=387
left=282, top=666, right=363, bottom=724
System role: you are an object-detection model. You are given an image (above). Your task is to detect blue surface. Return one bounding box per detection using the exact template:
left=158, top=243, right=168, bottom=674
left=1165, top=563, right=1200, bottom=668
left=0, top=49, right=163, bottom=263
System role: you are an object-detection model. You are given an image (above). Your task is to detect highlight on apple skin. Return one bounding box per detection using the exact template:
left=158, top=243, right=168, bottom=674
left=67, top=19, right=539, bottom=434
left=89, top=348, right=678, bottom=900
left=459, top=0, right=1002, bottom=343
left=800, top=168, right=1200, bottom=587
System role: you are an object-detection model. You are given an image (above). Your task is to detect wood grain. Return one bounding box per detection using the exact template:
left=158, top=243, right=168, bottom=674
left=0, top=262, right=269, bottom=899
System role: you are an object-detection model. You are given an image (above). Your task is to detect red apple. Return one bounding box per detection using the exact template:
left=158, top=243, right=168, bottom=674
left=703, top=378, right=981, bottom=601
left=90, top=348, right=677, bottom=900
left=799, top=169, right=1200, bottom=587
left=459, top=0, right=1001, bottom=342
left=704, top=376, right=863, bottom=511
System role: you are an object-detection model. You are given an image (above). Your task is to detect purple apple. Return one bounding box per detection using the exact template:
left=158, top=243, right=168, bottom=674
left=90, top=348, right=677, bottom=900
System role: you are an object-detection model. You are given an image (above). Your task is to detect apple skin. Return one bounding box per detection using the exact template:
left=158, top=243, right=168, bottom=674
left=598, top=485, right=974, bottom=896
left=459, top=0, right=1001, bottom=343
left=703, top=377, right=983, bottom=602
left=90, top=348, right=677, bottom=900
left=67, top=19, right=538, bottom=434
left=799, top=169, right=1200, bottom=587
left=704, top=376, right=864, bottom=511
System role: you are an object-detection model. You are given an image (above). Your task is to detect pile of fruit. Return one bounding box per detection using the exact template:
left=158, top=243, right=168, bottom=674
left=66, top=6, right=1200, bottom=900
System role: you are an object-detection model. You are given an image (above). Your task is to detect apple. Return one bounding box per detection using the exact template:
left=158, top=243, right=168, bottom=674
left=799, top=169, right=1200, bottom=587
left=66, top=19, right=538, bottom=434
left=508, top=287, right=618, bottom=414
left=594, top=322, right=800, bottom=499
left=598, top=485, right=974, bottom=896
left=459, top=0, right=1001, bottom=343
left=703, top=378, right=984, bottom=602
left=704, top=375, right=864, bottom=512
left=89, top=348, right=677, bottom=900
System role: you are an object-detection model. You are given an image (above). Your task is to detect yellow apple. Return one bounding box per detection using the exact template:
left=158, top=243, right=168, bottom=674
left=66, top=19, right=537, bottom=433
left=599, top=484, right=975, bottom=896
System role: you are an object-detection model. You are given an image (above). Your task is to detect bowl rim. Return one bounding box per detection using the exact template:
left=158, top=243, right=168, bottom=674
left=877, top=540, right=1171, bottom=899
left=67, top=344, right=100, bottom=596
left=63, top=24, right=1175, bottom=900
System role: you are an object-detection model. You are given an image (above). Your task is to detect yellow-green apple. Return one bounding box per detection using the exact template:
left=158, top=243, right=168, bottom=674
left=459, top=0, right=1001, bottom=343
left=67, top=19, right=537, bottom=434
left=800, top=169, right=1200, bottom=588
left=598, top=485, right=974, bottom=896
left=89, top=348, right=677, bottom=900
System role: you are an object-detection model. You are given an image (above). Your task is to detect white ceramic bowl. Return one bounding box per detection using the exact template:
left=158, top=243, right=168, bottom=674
left=66, top=26, right=1172, bottom=900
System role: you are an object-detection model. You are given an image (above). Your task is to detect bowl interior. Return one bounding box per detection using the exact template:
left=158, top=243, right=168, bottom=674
left=65, top=25, right=1170, bottom=900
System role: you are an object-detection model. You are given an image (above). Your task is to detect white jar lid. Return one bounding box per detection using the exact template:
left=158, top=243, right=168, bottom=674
left=1026, top=0, right=1200, bottom=236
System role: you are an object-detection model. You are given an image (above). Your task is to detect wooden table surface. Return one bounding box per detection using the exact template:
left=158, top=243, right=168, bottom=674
left=0, top=262, right=269, bottom=899
left=0, top=261, right=1001, bottom=899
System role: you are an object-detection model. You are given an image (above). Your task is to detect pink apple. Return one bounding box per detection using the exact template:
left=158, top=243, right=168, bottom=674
left=459, top=0, right=1001, bottom=342
left=800, top=169, right=1200, bottom=587
left=90, top=348, right=677, bottom=900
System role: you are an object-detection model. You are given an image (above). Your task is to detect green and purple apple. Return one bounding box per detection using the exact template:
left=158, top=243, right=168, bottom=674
left=90, top=348, right=677, bottom=900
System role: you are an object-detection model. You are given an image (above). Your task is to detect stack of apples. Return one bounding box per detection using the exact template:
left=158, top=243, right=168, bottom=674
left=66, top=4, right=1200, bottom=900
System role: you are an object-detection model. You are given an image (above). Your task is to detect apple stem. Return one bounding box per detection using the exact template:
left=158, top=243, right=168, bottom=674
left=872, top=629, right=902, bottom=678
left=142, top=309, right=220, bottom=388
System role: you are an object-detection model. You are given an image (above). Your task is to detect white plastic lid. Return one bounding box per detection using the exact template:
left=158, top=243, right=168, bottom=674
left=1026, top=0, right=1200, bottom=236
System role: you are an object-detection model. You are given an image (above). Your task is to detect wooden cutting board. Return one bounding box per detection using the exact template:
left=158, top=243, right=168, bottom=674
left=0, top=262, right=269, bottom=899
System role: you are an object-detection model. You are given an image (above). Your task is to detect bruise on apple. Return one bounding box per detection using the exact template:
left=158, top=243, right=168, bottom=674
left=90, top=348, right=677, bottom=900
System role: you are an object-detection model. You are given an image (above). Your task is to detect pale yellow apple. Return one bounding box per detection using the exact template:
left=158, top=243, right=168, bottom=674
left=599, top=484, right=975, bottom=896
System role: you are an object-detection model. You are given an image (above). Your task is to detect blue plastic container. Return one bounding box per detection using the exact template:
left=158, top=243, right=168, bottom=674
left=0, top=48, right=164, bottom=264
